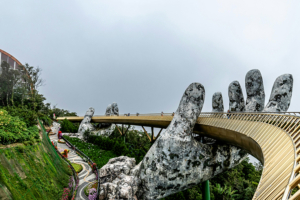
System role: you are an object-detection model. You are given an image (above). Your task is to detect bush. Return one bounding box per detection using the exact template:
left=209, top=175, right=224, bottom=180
left=60, top=118, right=79, bottom=133
left=0, top=109, right=40, bottom=145
left=39, top=115, right=52, bottom=127
left=2, top=106, right=38, bottom=127
left=83, top=129, right=91, bottom=141
left=87, top=134, right=148, bottom=163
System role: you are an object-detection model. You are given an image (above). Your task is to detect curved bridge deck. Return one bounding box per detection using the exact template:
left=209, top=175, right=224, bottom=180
left=59, top=112, right=300, bottom=200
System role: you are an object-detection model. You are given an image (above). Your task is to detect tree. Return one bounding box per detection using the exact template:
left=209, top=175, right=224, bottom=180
left=23, top=64, right=45, bottom=111
left=0, top=61, right=22, bottom=106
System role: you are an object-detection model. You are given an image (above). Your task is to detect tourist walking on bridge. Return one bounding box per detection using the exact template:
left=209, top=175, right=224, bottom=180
left=227, top=109, right=231, bottom=119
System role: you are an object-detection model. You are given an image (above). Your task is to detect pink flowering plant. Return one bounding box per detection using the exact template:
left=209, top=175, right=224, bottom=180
left=61, top=188, right=70, bottom=200
left=88, top=188, right=97, bottom=200
left=61, top=176, right=75, bottom=200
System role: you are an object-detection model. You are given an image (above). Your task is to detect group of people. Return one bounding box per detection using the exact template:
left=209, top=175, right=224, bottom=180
left=123, top=112, right=176, bottom=116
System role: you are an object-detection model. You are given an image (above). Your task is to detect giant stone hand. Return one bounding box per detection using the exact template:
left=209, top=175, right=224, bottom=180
left=96, top=103, right=119, bottom=137
left=111, top=102, right=119, bottom=116
left=137, top=83, right=247, bottom=200
left=78, top=107, right=95, bottom=134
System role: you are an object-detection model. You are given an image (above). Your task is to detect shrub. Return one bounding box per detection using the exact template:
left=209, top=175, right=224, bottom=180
left=60, top=119, right=79, bottom=133
left=83, top=129, right=91, bottom=141
left=17, top=145, right=26, bottom=153
left=39, top=115, right=53, bottom=127
left=2, top=106, right=38, bottom=127
left=0, top=109, right=39, bottom=145
left=87, top=133, right=149, bottom=163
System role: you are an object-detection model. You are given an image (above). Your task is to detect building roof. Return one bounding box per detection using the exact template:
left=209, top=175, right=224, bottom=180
left=0, top=49, right=22, bottom=66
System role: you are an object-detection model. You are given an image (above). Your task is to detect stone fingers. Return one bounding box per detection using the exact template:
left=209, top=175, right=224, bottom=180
left=228, top=81, right=245, bottom=112
left=245, top=69, right=265, bottom=112
left=263, top=74, right=293, bottom=112
left=212, top=92, right=224, bottom=112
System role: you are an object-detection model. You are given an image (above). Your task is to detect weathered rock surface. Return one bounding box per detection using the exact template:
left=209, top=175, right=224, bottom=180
left=96, top=103, right=119, bottom=136
left=100, top=156, right=136, bottom=182
left=263, top=74, right=293, bottom=112
left=51, top=121, right=61, bottom=135
left=212, top=92, right=224, bottom=112
left=99, top=156, right=139, bottom=200
left=111, top=102, right=119, bottom=116
left=137, top=83, right=247, bottom=200
left=105, top=104, right=112, bottom=116
left=245, top=69, right=265, bottom=112
left=96, top=124, right=116, bottom=137
left=228, top=81, right=245, bottom=112
left=78, top=107, right=95, bottom=134
left=98, top=104, right=113, bottom=129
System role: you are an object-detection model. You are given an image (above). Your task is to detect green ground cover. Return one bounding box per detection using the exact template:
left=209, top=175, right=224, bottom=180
left=71, top=163, right=83, bottom=173
left=64, top=136, right=117, bottom=168
left=0, top=143, right=71, bottom=200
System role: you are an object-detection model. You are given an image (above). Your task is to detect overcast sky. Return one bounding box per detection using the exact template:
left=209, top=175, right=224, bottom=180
left=1, top=0, right=300, bottom=116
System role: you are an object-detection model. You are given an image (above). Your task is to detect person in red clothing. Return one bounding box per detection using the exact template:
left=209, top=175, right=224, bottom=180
left=58, top=131, right=62, bottom=139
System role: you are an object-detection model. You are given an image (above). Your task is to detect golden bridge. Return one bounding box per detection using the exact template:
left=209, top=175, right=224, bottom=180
left=59, top=112, right=300, bottom=200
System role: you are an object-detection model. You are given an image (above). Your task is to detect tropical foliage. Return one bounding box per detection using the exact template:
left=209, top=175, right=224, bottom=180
left=0, top=109, right=40, bottom=145
left=162, top=157, right=262, bottom=200
left=60, top=118, right=79, bottom=133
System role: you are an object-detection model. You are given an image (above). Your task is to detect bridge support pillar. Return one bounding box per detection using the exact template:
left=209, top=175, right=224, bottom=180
left=202, top=180, right=210, bottom=200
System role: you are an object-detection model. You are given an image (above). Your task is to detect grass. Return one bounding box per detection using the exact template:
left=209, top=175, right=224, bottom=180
left=0, top=143, right=71, bottom=200
left=71, top=163, right=83, bottom=173
left=64, top=136, right=117, bottom=168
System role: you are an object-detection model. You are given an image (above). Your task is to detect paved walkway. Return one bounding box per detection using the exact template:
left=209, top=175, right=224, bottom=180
left=50, top=133, right=96, bottom=200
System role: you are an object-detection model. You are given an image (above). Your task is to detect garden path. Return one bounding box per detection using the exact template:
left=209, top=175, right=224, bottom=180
left=50, top=133, right=96, bottom=200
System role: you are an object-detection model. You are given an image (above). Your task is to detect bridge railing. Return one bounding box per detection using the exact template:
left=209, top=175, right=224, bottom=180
left=199, top=112, right=300, bottom=200
left=93, top=111, right=300, bottom=117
